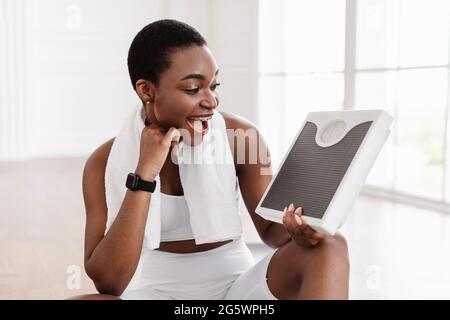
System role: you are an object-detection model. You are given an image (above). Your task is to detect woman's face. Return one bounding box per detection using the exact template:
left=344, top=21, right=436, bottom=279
left=141, top=45, right=220, bottom=145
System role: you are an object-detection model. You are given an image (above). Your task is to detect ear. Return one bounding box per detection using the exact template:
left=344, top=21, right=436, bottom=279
left=135, top=79, right=156, bottom=103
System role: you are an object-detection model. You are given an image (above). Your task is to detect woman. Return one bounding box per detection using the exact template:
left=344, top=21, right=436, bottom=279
left=73, top=19, right=349, bottom=300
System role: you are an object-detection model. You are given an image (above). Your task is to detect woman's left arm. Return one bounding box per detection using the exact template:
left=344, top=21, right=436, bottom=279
left=222, top=112, right=291, bottom=248
left=224, top=112, right=328, bottom=249
left=237, top=147, right=292, bottom=248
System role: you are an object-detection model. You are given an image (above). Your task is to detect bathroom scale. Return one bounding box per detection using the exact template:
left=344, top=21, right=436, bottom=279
left=255, top=109, right=393, bottom=235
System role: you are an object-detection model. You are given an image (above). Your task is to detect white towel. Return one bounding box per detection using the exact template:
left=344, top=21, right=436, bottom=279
left=104, top=103, right=243, bottom=249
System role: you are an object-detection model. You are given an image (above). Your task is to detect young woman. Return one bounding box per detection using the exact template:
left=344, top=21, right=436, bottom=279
left=73, top=19, right=349, bottom=300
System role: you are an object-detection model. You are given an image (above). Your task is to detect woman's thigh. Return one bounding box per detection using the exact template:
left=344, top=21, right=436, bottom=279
left=224, top=249, right=278, bottom=300
left=120, top=286, right=175, bottom=300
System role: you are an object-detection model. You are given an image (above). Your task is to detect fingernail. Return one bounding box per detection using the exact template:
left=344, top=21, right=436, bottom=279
left=282, top=206, right=287, bottom=216
left=294, top=207, right=302, bottom=215
left=294, top=214, right=302, bottom=226
left=288, top=203, right=294, bottom=211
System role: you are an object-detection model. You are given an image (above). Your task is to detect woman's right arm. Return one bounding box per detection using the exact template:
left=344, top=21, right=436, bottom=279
left=83, top=124, right=181, bottom=296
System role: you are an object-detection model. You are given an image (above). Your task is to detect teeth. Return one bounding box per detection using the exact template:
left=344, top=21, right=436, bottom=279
left=187, top=116, right=212, bottom=121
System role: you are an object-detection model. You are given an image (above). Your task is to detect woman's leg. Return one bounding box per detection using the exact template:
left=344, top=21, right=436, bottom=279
left=66, top=294, right=121, bottom=300
left=266, top=233, right=350, bottom=300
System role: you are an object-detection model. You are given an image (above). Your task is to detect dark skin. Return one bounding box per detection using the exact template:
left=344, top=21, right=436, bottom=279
left=72, top=45, right=349, bottom=300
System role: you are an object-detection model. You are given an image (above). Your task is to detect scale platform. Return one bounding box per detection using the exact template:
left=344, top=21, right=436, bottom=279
left=256, top=109, right=393, bottom=235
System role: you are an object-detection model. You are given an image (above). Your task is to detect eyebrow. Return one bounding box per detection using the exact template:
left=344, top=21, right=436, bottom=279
left=180, top=69, right=219, bottom=81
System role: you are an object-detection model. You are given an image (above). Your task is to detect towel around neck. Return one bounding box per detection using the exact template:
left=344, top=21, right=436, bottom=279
left=104, top=103, right=243, bottom=250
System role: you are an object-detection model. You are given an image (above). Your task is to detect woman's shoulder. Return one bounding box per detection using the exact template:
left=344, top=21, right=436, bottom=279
left=84, top=137, right=116, bottom=172
left=218, top=111, right=258, bottom=132
left=218, top=111, right=268, bottom=174
left=82, top=137, right=116, bottom=192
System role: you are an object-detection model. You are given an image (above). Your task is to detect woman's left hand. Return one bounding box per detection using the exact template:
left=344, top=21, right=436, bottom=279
left=282, top=203, right=327, bottom=248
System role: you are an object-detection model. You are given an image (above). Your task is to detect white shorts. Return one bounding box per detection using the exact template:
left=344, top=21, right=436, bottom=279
left=121, top=237, right=278, bottom=300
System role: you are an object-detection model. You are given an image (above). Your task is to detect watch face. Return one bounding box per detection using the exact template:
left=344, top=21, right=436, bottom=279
left=126, top=173, right=156, bottom=192
left=127, top=174, right=137, bottom=190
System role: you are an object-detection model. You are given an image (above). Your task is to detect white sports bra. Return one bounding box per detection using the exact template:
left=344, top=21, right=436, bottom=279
left=159, top=192, right=195, bottom=241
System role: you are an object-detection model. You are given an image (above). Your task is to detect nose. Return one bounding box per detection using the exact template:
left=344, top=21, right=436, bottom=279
left=199, top=90, right=219, bottom=111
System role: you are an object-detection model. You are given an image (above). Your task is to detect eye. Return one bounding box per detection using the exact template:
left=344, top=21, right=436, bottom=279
left=184, top=88, right=200, bottom=95
left=183, top=82, right=220, bottom=95
left=211, top=82, right=221, bottom=91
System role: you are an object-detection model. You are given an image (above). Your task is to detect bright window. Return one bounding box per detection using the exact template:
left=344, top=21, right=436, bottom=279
left=258, top=0, right=450, bottom=202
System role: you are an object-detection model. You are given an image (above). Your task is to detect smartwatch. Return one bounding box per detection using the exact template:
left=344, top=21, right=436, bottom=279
left=126, top=173, right=157, bottom=193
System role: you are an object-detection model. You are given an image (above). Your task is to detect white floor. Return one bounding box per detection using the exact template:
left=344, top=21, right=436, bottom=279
left=1, top=157, right=450, bottom=299
left=247, top=194, right=450, bottom=299
left=342, top=194, right=450, bottom=299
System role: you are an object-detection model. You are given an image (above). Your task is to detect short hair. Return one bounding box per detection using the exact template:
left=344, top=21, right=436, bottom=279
left=127, top=19, right=207, bottom=90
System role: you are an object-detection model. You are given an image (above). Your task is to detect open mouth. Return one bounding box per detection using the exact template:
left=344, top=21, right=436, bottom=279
left=186, top=114, right=212, bottom=135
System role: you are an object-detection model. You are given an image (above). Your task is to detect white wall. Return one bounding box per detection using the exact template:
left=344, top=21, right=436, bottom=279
left=0, top=0, right=259, bottom=160
left=209, top=0, right=259, bottom=123
left=0, top=0, right=30, bottom=160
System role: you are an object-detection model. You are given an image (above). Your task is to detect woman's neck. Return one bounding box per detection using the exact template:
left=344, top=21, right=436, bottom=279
left=141, top=103, right=161, bottom=127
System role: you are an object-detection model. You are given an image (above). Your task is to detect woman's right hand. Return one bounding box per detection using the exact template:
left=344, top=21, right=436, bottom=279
left=135, top=121, right=181, bottom=181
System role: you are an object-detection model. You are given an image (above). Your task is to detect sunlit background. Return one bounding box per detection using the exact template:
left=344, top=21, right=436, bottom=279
left=2, top=0, right=450, bottom=299
left=259, top=0, right=450, bottom=207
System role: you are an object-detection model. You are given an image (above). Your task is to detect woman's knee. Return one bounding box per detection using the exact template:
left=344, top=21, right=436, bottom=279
left=315, top=233, right=350, bottom=269
left=274, top=233, right=350, bottom=275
